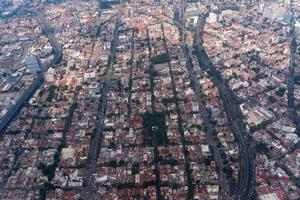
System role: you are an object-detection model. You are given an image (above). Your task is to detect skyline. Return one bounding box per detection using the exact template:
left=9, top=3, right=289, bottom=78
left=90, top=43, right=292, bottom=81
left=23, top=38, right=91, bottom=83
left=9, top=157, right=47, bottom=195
left=0, top=0, right=299, bottom=199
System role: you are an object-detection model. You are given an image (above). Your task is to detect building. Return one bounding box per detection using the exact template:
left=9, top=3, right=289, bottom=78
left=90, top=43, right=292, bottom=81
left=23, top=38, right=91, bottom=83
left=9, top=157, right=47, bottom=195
left=45, top=67, right=55, bottom=82
left=259, top=193, right=280, bottom=200
left=186, top=8, right=200, bottom=29
left=25, top=56, right=41, bottom=74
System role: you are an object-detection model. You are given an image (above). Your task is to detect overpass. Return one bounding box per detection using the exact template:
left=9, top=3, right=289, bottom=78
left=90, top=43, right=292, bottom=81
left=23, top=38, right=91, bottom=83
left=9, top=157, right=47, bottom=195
left=20, top=8, right=62, bottom=71
left=194, top=10, right=255, bottom=200
left=0, top=7, right=62, bottom=134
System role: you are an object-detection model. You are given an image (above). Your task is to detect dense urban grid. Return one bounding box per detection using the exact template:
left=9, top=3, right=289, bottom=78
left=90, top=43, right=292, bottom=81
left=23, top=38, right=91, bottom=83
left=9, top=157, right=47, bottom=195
left=0, top=0, right=300, bottom=199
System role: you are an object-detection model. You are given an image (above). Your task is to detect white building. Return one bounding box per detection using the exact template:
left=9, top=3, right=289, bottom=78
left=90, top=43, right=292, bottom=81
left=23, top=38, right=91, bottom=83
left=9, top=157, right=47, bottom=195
left=45, top=67, right=55, bottom=82
left=260, top=193, right=280, bottom=200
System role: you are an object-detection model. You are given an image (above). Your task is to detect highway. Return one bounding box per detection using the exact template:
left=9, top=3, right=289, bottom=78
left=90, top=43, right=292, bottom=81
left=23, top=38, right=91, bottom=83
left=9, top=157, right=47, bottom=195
left=194, top=11, right=255, bottom=200
left=183, top=44, right=231, bottom=200
left=0, top=75, right=44, bottom=133
left=20, top=8, right=62, bottom=71
left=0, top=7, right=62, bottom=134
left=287, top=1, right=299, bottom=127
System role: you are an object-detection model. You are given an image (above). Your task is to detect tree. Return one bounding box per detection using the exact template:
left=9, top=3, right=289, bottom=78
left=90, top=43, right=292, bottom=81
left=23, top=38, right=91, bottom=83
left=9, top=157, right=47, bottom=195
left=275, top=87, right=286, bottom=97
left=203, top=157, right=212, bottom=166
left=110, top=160, right=118, bottom=168
left=42, top=164, right=56, bottom=180
left=39, top=182, right=55, bottom=200
left=268, top=96, right=276, bottom=103
left=118, top=160, right=125, bottom=166
left=37, top=162, right=46, bottom=170
left=294, top=76, right=300, bottom=85
left=255, top=142, right=269, bottom=153
left=150, top=53, right=170, bottom=65
left=223, top=166, right=233, bottom=178
left=132, top=164, right=139, bottom=174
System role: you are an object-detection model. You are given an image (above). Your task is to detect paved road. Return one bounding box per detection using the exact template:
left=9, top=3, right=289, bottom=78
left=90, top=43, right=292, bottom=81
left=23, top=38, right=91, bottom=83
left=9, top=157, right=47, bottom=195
left=88, top=12, right=118, bottom=67
left=20, top=8, right=62, bottom=71
left=177, top=3, right=230, bottom=199
left=183, top=47, right=231, bottom=200
left=194, top=11, right=255, bottom=200
left=82, top=12, right=121, bottom=200
left=287, top=14, right=296, bottom=109
left=0, top=7, right=62, bottom=134
left=161, top=22, right=195, bottom=199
